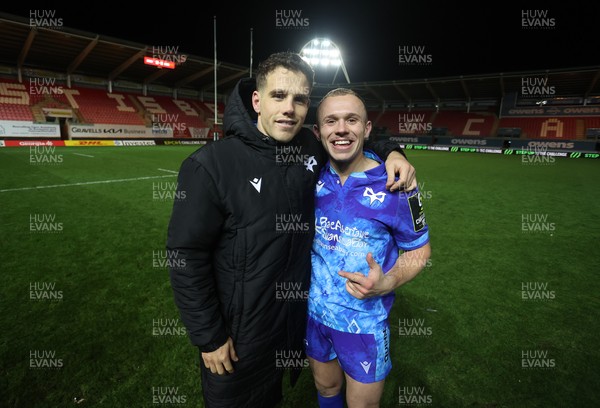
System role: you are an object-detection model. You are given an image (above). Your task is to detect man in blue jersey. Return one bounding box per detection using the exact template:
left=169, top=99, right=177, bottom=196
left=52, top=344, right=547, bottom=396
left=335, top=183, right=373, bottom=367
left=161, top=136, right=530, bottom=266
left=306, top=88, right=432, bottom=408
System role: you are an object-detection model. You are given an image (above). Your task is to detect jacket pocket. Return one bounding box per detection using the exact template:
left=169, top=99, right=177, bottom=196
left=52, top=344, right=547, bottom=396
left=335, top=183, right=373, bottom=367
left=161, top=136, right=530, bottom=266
left=228, top=228, right=247, bottom=339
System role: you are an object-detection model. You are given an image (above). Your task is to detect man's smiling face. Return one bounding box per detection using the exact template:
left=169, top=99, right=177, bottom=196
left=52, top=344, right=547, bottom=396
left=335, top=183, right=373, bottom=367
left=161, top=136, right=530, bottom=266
left=252, top=67, right=310, bottom=143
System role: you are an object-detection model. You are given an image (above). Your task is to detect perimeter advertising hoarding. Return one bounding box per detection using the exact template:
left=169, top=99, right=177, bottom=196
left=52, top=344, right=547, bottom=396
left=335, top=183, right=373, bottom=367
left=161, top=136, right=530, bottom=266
left=64, top=140, right=115, bottom=146
left=502, top=105, right=600, bottom=117
left=507, top=139, right=597, bottom=152
left=0, top=121, right=60, bottom=138
left=2, top=139, right=65, bottom=147
left=387, top=135, right=433, bottom=145
left=435, top=136, right=505, bottom=147
left=156, top=140, right=207, bottom=146
left=68, top=124, right=173, bottom=138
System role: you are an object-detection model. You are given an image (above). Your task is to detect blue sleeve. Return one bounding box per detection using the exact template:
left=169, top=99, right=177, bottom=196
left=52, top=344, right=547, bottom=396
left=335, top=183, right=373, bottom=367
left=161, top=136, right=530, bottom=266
left=393, top=188, right=429, bottom=251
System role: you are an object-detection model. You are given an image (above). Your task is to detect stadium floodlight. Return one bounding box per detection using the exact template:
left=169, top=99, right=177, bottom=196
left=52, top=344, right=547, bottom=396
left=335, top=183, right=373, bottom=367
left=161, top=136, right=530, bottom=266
left=300, top=38, right=350, bottom=84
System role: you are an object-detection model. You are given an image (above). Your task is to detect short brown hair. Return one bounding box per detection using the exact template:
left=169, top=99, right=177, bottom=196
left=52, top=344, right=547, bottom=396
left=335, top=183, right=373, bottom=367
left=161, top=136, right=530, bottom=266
left=254, top=52, right=315, bottom=94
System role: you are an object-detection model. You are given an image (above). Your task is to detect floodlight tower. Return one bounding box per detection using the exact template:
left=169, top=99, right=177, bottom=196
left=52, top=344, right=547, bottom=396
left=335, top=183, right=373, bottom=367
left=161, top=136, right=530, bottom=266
left=300, top=38, right=350, bottom=84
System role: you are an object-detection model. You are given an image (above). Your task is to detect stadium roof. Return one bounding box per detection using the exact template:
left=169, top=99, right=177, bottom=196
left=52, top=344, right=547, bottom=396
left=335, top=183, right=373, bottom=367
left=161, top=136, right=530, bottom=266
left=1, top=12, right=599, bottom=110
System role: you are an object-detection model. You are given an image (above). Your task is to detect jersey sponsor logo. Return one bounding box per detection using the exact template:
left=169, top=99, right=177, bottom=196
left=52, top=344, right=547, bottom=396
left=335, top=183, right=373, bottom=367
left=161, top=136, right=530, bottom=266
left=363, top=187, right=386, bottom=205
left=407, top=192, right=426, bottom=232
left=249, top=177, right=262, bottom=193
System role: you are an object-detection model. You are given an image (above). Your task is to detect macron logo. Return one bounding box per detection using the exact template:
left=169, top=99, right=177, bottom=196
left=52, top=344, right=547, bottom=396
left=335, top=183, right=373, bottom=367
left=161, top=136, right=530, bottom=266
left=316, top=180, right=325, bottom=193
left=249, top=177, right=262, bottom=193
left=360, top=360, right=372, bottom=374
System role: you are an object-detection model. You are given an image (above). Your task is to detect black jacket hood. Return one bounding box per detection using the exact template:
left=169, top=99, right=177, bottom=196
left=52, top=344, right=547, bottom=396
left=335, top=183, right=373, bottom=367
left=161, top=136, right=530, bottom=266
left=223, top=77, right=278, bottom=148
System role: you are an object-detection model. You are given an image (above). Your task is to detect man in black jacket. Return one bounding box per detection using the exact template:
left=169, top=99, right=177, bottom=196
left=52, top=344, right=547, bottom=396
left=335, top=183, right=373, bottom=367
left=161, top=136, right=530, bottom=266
left=166, top=52, right=416, bottom=408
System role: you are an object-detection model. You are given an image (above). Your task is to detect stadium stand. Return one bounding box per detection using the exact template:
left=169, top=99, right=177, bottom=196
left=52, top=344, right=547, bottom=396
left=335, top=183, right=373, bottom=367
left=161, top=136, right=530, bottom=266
left=370, top=110, right=435, bottom=135
left=0, top=13, right=597, bottom=153
left=366, top=106, right=600, bottom=140
left=73, top=88, right=145, bottom=126
left=0, top=103, right=33, bottom=121
left=0, top=78, right=225, bottom=139
left=0, top=79, right=34, bottom=121
left=2, top=73, right=598, bottom=145
left=430, top=111, right=496, bottom=138
left=496, top=116, right=599, bottom=140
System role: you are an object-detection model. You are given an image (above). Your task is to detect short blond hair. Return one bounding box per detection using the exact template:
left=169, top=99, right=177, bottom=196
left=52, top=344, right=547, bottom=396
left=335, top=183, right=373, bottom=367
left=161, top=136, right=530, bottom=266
left=316, top=88, right=368, bottom=124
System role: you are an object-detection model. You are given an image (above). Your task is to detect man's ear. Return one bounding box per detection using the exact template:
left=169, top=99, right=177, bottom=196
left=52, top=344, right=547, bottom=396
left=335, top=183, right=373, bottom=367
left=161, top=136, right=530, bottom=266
left=364, top=120, right=373, bottom=140
left=251, top=90, right=260, bottom=114
left=312, top=124, right=321, bottom=141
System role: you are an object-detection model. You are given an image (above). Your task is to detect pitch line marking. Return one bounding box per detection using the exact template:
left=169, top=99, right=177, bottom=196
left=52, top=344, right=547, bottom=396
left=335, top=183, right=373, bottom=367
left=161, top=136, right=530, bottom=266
left=73, top=153, right=94, bottom=157
left=0, top=174, right=176, bottom=193
left=157, top=168, right=178, bottom=174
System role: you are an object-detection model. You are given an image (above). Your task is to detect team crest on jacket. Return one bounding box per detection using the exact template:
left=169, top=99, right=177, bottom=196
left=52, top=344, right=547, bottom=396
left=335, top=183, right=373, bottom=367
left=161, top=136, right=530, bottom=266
left=304, top=156, right=317, bottom=172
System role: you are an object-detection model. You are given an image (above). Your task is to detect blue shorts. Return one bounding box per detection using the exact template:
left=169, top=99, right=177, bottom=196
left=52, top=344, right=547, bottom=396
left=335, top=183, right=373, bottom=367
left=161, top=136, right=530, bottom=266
left=304, top=315, right=392, bottom=383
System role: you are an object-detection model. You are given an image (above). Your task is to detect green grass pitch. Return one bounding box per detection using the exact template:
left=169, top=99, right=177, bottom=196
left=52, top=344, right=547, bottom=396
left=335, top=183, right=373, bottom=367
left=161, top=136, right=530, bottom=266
left=1, top=146, right=598, bottom=407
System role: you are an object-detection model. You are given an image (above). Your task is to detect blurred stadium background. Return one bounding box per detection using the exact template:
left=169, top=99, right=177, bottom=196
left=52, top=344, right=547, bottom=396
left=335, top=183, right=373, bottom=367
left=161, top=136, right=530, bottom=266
left=1, top=10, right=599, bottom=408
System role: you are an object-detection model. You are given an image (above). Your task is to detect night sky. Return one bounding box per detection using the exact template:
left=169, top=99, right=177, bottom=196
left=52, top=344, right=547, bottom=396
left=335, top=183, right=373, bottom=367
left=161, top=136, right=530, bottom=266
left=3, top=1, right=599, bottom=82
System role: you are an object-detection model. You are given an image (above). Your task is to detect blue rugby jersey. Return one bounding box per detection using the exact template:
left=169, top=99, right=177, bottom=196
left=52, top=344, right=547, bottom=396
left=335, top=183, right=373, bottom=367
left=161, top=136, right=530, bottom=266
left=308, top=150, right=429, bottom=334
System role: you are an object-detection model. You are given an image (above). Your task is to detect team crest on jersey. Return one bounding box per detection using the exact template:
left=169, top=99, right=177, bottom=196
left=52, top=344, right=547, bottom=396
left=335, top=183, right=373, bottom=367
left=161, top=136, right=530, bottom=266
left=363, top=187, right=386, bottom=205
